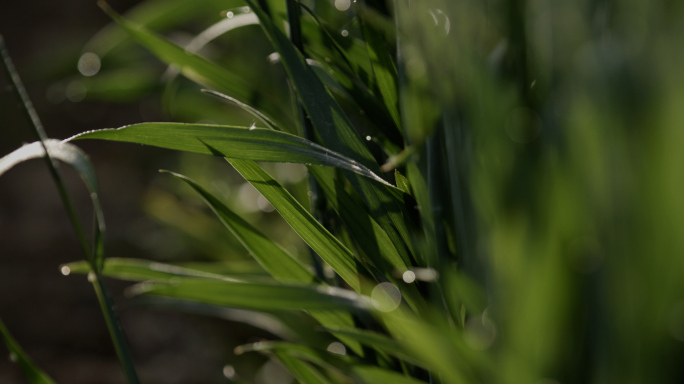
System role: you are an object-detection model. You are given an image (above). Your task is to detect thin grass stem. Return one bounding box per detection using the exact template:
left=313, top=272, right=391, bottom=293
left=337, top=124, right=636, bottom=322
left=1, top=33, right=140, bottom=384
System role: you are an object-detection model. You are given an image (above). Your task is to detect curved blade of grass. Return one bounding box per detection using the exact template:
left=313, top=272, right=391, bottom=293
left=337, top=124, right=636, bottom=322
left=62, top=258, right=246, bottom=283
left=0, top=139, right=105, bottom=271
left=129, top=278, right=369, bottom=312
left=184, top=10, right=259, bottom=54
left=228, top=159, right=361, bottom=292
left=0, top=318, right=56, bottom=384
left=163, top=171, right=315, bottom=283
left=70, top=123, right=391, bottom=187
left=202, top=89, right=281, bottom=131
left=98, top=1, right=253, bottom=103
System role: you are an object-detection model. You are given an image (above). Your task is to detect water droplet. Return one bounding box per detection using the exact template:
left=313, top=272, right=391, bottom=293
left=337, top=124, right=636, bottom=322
left=8, top=352, right=18, bottom=363
left=365, top=135, right=372, bottom=141
left=226, top=11, right=234, bottom=18
left=335, top=0, right=351, bottom=11
left=242, top=6, right=250, bottom=13
left=78, top=52, right=101, bottom=77
left=371, top=282, right=401, bottom=312
left=327, top=342, right=347, bottom=355
left=402, top=270, right=416, bottom=283
left=341, top=30, right=349, bottom=37
left=61, top=266, right=71, bottom=276
left=223, top=365, right=236, bottom=379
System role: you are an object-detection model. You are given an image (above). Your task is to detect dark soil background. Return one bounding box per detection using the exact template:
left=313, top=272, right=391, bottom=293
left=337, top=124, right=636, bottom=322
left=0, top=1, right=271, bottom=382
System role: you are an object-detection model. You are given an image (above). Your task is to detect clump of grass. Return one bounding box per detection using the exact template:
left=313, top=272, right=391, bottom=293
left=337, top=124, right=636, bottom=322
left=3, top=0, right=684, bottom=383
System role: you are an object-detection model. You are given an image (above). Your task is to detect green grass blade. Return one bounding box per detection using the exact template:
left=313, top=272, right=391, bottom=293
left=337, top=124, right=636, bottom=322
left=85, top=0, right=230, bottom=56
left=164, top=171, right=316, bottom=283
left=274, top=353, right=335, bottom=384
left=0, top=318, right=57, bottom=384
left=62, top=258, right=246, bottom=283
left=70, top=123, right=391, bottom=186
left=319, top=327, right=420, bottom=367
left=129, top=278, right=369, bottom=312
left=308, top=166, right=409, bottom=271
left=242, top=0, right=376, bottom=168
left=228, top=159, right=361, bottom=292
left=91, top=274, right=140, bottom=384
left=237, top=0, right=418, bottom=264
left=0, top=140, right=106, bottom=271
left=202, top=89, right=281, bottom=131
left=98, top=1, right=253, bottom=102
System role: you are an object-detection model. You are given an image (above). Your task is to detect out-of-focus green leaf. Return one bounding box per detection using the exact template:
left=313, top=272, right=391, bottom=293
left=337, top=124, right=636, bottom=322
left=380, top=306, right=491, bottom=384
left=164, top=171, right=315, bottom=283
left=319, top=327, right=420, bottom=367
left=273, top=352, right=334, bottom=384
left=99, top=2, right=253, bottom=102
left=0, top=140, right=105, bottom=271
left=0, top=318, right=57, bottom=384
left=130, top=278, right=369, bottom=312
left=70, top=123, right=391, bottom=186
left=86, top=0, right=235, bottom=56
left=82, top=67, right=159, bottom=102
left=228, top=159, right=361, bottom=292
left=352, top=366, right=428, bottom=384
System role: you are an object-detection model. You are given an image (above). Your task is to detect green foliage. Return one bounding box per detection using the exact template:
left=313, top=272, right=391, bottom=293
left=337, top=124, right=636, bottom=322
left=3, top=0, right=684, bottom=383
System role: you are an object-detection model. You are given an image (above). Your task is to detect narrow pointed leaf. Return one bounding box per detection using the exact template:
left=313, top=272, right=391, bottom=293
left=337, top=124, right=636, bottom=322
left=62, top=258, right=245, bottom=283
left=274, top=353, right=334, bottom=384
left=70, top=123, right=391, bottom=186
left=130, top=278, right=369, bottom=312
left=228, top=159, right=361, bottom=292
left=164, top=171, right=315, bottom=283
left=0, top=318, right=57, bottom=384
left=202, top=89, right=281, bottom=131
